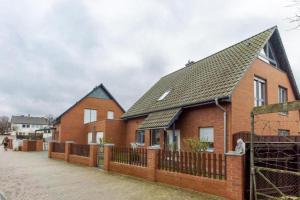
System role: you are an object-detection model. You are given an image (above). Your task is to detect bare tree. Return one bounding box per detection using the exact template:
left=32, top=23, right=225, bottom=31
left=287, top=0, right=300, bottom=29
left=45, top=114, right=54, bottom=125
left=0, top=116, right=10, bottom=135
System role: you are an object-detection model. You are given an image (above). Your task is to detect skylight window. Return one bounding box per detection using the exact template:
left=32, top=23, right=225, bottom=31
left=158, top=90, right=170, bottom=101
left=258, top=42, right=278, bottom=67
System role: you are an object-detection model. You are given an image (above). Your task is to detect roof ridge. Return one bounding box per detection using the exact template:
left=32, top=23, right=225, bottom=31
left=161, top=26, right=277, bottom=79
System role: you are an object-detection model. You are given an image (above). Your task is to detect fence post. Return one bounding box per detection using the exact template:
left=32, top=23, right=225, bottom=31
left=89, top=143, right=98, bottom=167
left=36, top=139, right=43, bottom=151
left=104, top=144, right=114, bottom=171
left=48, top=141, right=54, bottom=158
left=65, top=141, right=74, bottom=162
left=225, top=151, right=245, bottom=200
left=22, top=139, right=29, bottom=152
left=147, top=146, right=160, bottom=182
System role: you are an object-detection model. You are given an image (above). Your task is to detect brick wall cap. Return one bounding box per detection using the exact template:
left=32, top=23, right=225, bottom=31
left=104, top=143, right=115, bottom=147
left=89, top=143, right=99, bottom=146
left=148, top=146, right=161, bottom=150
left=225, top=151, right=245, bottom=156
left=65, top=141, right=75, bottom=143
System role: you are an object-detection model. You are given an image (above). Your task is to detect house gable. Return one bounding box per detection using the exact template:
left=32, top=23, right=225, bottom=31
left=54, top=84, right=124, bottom=124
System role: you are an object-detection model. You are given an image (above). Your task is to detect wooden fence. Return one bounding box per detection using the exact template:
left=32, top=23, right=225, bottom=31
left=111, top=147, right=147, bottom=167
left=71, top=144, right=90, bottom=157
left=27, top=140, right=36, bottom=151
left=53, top=142, right=65, bottom=153
left=158, top=150, right=226, bottom=180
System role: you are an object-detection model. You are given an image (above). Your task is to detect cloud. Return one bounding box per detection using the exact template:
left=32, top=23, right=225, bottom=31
left=0, top=0, right=299, bottom=117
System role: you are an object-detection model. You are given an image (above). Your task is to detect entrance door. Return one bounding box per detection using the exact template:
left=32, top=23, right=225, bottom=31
left=166, top=130, right=180, bottom=151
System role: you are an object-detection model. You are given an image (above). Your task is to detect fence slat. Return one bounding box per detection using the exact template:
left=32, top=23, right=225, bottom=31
left=213, top=153, right=217, bottom=179
left=208, top=154, right=211, bottom=178
left=202, top=153, right=207, bottom=177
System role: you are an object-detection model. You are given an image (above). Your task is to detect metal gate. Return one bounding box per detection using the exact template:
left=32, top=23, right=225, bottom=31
left=249, top=101, right=300, bottom=200
left=245, top=142, right=300, bottom=199
left=96, top=144, right=104, bottom=168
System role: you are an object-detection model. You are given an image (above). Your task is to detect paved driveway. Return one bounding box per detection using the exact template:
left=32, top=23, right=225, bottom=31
left=0, top=145, right=224, bottom=200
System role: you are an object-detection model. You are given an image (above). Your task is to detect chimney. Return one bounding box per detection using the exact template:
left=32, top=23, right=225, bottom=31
left=185, top=60, right=195, bottom=67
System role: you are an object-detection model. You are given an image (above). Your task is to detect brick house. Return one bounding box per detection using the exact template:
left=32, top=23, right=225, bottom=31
left=121, top=26, right=300, bottom=154
left=53, top=84, right=125, bottom=145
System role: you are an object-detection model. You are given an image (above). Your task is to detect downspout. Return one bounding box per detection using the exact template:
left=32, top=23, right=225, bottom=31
left=215, top=98, right=227, bottom=154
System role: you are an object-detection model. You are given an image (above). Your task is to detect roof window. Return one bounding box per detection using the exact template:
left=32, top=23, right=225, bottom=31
left=158, top=90, right=170, bottom=101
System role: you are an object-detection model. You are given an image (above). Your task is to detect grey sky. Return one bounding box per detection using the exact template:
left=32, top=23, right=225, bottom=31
left=0, top=0, right=299, bottom=117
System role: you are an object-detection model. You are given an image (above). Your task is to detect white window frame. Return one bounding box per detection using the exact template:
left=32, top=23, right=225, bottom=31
left=278, top=129, right=290, bottom=137
left=278, top=86, right=287, bottom=103
left=135, top=130, right=145, bottom=145
left=199, top=127, right=214, bottom=152
left=84, top=109, right=97, bottom=124
left=107, top=111, right=114, bottom=120
left=254, top=77, right=266, bottom=107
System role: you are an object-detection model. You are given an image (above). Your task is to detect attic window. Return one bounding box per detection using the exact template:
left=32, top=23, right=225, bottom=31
left=258, top=42, right=278, bottom=67
left=158, top=90, right=170, bottom=101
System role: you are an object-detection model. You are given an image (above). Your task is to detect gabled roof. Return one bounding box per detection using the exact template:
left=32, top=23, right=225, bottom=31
left=54, top=84, right=124, bottom=124
left=122, top=26, right=300, bottom=120
left=11, top=115, right=49, bottom=125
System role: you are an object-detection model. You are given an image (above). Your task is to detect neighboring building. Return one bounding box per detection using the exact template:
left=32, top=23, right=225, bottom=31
left=11, top=115, right=50, bottom=135
left=121, top=26, right=300, bottom=154
left=53, top=84, right=125, bottom=145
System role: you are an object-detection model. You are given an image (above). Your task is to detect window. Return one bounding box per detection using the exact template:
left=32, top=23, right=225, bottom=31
left=199, top=127, right=214, bottom=151
left=278, top=87, right=287, bottom=103
left=27, top=124, right=30, bottom=128
left=135, top=130, right=145, bottom=144
left=150, top=129, right=160, bottom=146
left=278, top=129, right=290, bottom=136
left=96, top=132, right=104, bottom=144
left=258, top=42, right=278, bottom=67
left=279, top=86, right=288, bottom=114
left=158, top=90, right=170, bottom=101
left=107, top=111, right=114, bottom=120
left=84, top=109, right=97, bottom=124
left=87, top=132, right=93, bottom=144
left=254, top=77, right=266, bottom=107
left=22, top=124, right=26, bottom=128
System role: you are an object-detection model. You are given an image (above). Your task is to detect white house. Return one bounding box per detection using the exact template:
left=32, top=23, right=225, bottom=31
left=11, top=115, right=50, bottom=135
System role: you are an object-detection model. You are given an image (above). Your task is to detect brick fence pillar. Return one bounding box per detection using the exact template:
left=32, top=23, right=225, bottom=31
left=103, top=144, right=114, bottom=171
left=225, top=151, right=245, bottom=200
left=89, top=143, right=99, bottom=167
left=65, top=141, right=74, bottom=162
left=147, top=146, right=160, bottom=181
left=36, top=139, right=44, bottom=151
left=48, top=141, right=54, bottom=158
left=22, top=139, right=29, bottom=152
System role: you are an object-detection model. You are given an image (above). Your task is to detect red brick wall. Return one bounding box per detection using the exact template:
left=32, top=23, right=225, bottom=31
left=58, top=97, right=124, bottom=144
left=50, top=152, right=65, bottom=160
left=231, top=58, right=300, bottom=148
left=109, top=162, right=151, bottom=180
left=69, top=154, right=90, bottom=166
left=124, top=105, right=227, bottom=154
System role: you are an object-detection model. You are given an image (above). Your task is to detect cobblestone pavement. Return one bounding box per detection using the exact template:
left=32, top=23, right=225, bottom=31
left=0, top=144, right=224, bottom=200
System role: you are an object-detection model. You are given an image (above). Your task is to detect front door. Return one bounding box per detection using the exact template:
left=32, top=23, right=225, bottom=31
left=166, top=130, right=180, bottom=151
